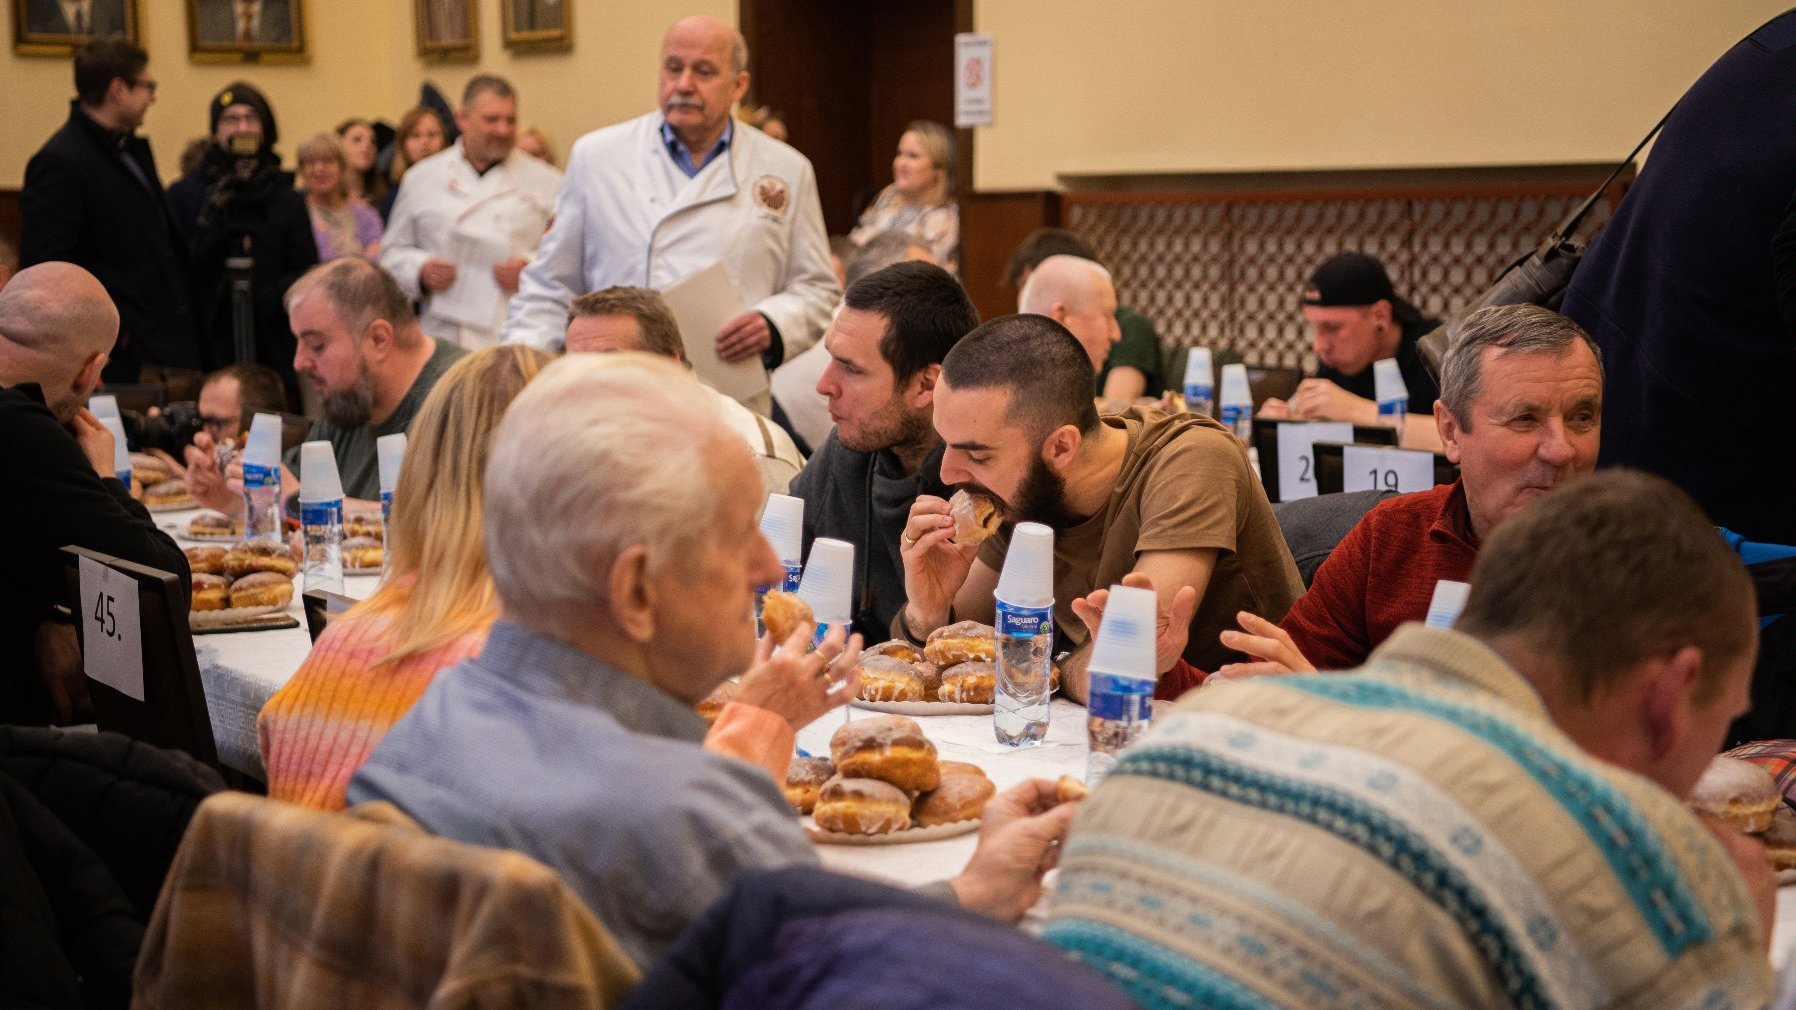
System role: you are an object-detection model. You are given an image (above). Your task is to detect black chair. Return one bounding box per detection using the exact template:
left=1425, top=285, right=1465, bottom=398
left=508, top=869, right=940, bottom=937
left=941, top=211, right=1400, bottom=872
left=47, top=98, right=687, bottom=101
left=1253, top=418, right=1397, bottom=502
left=302, top=589, right=359, bottom=644
left=1312, top=440, right=1459, bottom=496
left=1272, top=490, right=1395, bottom=586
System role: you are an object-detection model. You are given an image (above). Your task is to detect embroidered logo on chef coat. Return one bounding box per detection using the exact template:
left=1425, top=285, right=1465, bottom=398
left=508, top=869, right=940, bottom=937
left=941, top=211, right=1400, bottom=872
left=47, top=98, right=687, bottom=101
left=753, top=175, right=789, bottom=215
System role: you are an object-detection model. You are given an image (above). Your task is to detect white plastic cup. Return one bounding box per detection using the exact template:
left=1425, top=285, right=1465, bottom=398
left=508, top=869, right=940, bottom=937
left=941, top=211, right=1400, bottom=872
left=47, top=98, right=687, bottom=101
left=1088, top=584, right=1158, bottom=681
left=995, top=522, right=1055, bottom=607
left=244, top=412, right=283, bottom=467
left=377, top=433, right=407, bottom=493
left=101, top=414, right=131, bottom=475
left=88, top=394, right=120, bottom=420
left=1219, top=363, right=1252, bottom=409
left=760, top=493, right=805, bottom=565
left=1182, top=347, right=1214, bottom=391
left=798, top=537, right=855, bottom=626
left=1373, top=358, right=1408, bottom=406
left=297, top=441, right=344, bottom=503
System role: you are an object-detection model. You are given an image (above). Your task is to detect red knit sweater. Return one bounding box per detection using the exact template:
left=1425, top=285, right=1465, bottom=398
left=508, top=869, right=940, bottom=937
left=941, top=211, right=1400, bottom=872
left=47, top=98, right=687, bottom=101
left=1280, top=480, right=1480, bottom=673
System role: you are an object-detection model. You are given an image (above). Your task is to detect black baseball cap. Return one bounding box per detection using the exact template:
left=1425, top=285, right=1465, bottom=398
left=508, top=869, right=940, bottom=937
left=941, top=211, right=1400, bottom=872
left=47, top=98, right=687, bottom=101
left=1302, top=252, right=1426, bottom=324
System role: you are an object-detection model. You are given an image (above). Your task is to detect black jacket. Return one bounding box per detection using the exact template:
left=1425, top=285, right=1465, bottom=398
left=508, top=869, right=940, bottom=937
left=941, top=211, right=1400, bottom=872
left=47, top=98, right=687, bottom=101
left=167, top=145, right=318, bottom=389
left=0, top=385, right=191, bottom=724
left=19, top=103, right=204, bottom=379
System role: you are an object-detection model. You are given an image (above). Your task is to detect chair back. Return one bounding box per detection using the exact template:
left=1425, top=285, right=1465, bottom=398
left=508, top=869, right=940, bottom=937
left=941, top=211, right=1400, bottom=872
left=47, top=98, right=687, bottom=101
left=302, top=590, right=359, bottom=644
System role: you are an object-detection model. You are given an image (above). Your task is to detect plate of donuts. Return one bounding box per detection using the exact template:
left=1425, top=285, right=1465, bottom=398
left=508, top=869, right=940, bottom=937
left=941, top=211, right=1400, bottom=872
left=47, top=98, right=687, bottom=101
left=786, top=714, right=995, bottom=845
left=849, top=627, right=1057, bottom=716
left=185, top=540, right=299, bottom=628
left=181, top=511, right=245, bottom=543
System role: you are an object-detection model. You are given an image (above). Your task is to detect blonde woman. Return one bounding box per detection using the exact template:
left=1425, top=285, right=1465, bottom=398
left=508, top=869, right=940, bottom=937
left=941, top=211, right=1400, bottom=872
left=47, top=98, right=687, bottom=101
left=380, top=105, right=448, bottom=222
left=848, top=119, right=959, bottom=274
left=297, top=131, right=382, bottom=262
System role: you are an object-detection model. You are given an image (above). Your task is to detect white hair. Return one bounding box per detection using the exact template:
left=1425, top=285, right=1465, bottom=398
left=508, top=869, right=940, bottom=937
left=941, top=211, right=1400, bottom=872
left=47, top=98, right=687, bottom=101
left=1017, top=254, right=1113, bottom=315
left=483, top=353, right=733, bottom=623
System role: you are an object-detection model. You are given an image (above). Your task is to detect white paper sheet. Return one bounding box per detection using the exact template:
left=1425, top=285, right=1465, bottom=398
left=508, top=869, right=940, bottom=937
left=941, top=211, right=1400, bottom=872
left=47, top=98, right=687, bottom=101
left=78, top=554, right=144, bottom=701
left=661, top=261, right=771, bottom=410
left=1274, top=421, right=1353, bottom=502
left=1343, top=444, right=1437, bottom=495
left=428, top=228, right=511, bottom=329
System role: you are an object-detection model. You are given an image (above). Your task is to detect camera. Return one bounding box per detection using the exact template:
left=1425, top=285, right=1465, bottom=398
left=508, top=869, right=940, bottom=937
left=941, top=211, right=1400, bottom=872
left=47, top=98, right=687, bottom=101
left=124, top=401, right=205, bottom=457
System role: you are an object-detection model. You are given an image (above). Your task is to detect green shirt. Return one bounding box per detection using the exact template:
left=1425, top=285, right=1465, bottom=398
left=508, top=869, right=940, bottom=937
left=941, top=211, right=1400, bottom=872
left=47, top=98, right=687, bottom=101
left=284, top=338, right=466, bottom=500
left=1097, top=305, right=1162, bottom=394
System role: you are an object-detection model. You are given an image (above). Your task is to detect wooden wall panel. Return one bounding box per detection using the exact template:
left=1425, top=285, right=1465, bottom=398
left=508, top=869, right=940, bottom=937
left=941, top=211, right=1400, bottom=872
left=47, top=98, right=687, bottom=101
left=958, top=189, right=1060, bottom=324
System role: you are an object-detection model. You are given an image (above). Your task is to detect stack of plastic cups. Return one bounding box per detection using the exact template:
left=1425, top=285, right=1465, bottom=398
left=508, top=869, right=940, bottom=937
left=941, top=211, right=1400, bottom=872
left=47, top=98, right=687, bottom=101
left=88, top=394, right=120, bottom=421
left=242, top=412, right=284, bottom=542
left=1084, top=584, right=1159, bottom=787
left=1218, top=363, right=1253, bottom=442
left=755, top=493, right=805, bottom=635
left=376, top=433, right=406, bottom=571
left=1372, top=358, right=1408, bottom=445
left=1181, top=347, right=1215, bottom=417
left=297, top=441, right=346, bottom=595
left=100, top=413, right=131, bottom=491
left=798, top=537, right=854, bottom=719
left=993, top=522, right=1055, bottom=747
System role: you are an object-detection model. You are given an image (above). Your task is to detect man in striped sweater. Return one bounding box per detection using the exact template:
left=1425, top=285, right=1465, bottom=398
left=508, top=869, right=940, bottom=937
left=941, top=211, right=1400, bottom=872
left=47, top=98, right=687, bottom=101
left=1046, top=469, right=1774, bottom=1009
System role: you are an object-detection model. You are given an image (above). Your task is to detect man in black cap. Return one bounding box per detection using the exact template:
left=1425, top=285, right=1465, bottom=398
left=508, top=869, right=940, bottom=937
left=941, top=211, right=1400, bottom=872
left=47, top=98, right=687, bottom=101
left=167, top=81, right=317, bottom=399
left=1262, top=251, right=1442, bottom=449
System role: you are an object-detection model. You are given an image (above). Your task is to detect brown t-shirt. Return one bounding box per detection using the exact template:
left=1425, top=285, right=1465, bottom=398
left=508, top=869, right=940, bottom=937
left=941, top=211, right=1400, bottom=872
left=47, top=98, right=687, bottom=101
left=978, top=408, right=1302, bottom=672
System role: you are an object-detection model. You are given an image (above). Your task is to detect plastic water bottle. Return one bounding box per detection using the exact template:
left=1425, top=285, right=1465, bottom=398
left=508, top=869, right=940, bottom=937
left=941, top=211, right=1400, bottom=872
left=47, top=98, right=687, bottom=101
left=1373, top=358, right=1408, bottom=443
left=1181, top=347, right=1215, bottom=416
left=101, top=414, right=131, bottom=492
left=994, top=522, right=1055, bottom=746
left=1086, top=584, right=1159, bottom=787
left=298, top=441, right=345, bottom=595
left=376, top=432, right=406, bottom=568
left=242, top=412, right=284, bottom=543
left=797, top=537, right=854, bottom=650
left=1218, top=362, right=1253, bottom=442
left=755, top=493, right=806, bottom=634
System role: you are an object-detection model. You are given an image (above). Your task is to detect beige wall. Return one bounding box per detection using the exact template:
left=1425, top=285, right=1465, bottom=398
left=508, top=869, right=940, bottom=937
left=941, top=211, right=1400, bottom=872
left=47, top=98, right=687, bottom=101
left=971, top=0, right=1788, bottom=190
left=0, top=0, right=731, bottom=188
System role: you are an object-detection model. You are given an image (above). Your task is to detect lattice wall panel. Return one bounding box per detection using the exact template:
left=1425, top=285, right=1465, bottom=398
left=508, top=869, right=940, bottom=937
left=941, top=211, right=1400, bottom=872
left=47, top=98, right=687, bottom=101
left=1067, top=190, right=1613, bottom=370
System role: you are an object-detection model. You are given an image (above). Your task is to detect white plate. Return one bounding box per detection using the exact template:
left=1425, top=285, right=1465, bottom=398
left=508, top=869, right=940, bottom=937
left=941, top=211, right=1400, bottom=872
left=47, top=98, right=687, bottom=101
left=852, top=698, right=994, bottom=716
left=805, top=817, right=979, bottom=846
left=344, top=562, right=382, bottom=574
left=187, top=603, right=285, bottom=628
left=182, top=530, right=243, bottom=543
left=147, top=499, right=199, bottom=513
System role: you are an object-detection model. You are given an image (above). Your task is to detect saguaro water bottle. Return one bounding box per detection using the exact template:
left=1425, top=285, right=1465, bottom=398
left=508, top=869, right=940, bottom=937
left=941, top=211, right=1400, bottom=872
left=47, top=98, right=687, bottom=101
left=797, top=538, right=854, bottom=649
left=1373, top=358, right=1408, bottom=444
left=376, top=432, right=406, bottom=563
left=298, top=441, right=345, bottom=595
left=1182, top=347, right=1215, bottom=416
left=756, top=493, right=805, bottom=633
left=242, top=412, right=284, bottom=542
left=101, top=414, right=131, bottom=492
left=1219, top=363, right=1253, bottom=442
left=994, top=522, right=1055, bottom=746
left=1085, top=584, right=1159, bottom=787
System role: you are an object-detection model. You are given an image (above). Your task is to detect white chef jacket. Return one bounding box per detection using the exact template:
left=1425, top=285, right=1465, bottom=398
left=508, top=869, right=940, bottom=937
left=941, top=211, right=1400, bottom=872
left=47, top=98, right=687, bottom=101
left=381, top=141, right=563, bottom=350
left=501, top=112, right=839, bottom=365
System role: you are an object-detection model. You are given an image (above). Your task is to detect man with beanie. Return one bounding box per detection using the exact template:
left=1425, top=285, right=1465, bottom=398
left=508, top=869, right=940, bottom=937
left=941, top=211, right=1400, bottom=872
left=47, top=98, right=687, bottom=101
left=168, top=81, right=317, bottom=398
left=1262, top=251, right=1442, bottom=449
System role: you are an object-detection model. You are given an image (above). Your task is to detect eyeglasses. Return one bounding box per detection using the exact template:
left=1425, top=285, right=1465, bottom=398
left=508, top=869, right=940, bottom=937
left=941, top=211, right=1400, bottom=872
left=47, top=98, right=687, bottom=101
left=127, top=78, right=157, bottom=94
left=218, top=110, right=260, bottom=127
left=200, top=414, right=236, bottom=433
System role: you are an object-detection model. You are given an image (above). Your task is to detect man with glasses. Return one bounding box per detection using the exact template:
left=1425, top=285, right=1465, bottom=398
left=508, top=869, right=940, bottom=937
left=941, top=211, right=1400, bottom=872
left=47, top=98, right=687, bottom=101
left=20, top=37, right=204, bottom=382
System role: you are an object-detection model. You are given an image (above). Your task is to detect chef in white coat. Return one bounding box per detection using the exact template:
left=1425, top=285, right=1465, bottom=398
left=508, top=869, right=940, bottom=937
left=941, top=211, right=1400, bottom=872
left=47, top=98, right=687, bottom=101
left=381, top=74, right=562, bottom=350
left=500, top=15, right=837, bottom=370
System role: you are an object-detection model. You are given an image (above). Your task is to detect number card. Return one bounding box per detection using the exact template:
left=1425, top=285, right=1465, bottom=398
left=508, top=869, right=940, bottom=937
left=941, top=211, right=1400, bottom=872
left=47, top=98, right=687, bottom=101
left=1342, top=444, right=1436, bottom=496
left=77, top=554, right=143, bottom=701
left=1275, top=421, right=1353, bottom=501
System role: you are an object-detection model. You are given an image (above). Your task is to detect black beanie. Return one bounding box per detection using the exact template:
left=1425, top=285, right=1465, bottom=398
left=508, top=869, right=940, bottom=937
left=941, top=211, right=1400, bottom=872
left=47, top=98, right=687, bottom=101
left=209, top=81, right=279, bottom=150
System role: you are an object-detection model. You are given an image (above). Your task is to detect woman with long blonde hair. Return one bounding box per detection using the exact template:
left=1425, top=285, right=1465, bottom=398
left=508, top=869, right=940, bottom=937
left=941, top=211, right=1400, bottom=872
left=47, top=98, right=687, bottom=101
left=847, top=119, right=959, bottom=274
left=259, top=344, right=552, bottom=810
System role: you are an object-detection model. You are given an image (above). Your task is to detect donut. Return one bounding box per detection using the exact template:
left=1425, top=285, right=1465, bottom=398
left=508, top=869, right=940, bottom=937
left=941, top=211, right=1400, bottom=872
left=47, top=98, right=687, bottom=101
left=188, top=511, right=241, bottom=539
left=948, top=489, right=1003, bottom=546
left=857, top=655, right=926, bottom=703
left=913, top=773, right=995, bottom=827
left=224, top=538, right=299, bottom=578
left=915, top=660, right=943, bottom=699
left=829, top=714, right=939, bottom=793
left=812, top=776, right=912, bottom=835
left=189, top=573, right=230, bottom=611
left=783, top=756, right=836, bottom=815
left=130, top=452, right=170, bottom=487
left=864, top=639, right=925, bottom=665
left=695, top=680, right=737, bottom=724
left=939, top=760, right=988, bottom=780
left=924, top=620, right=995, bottom=666
left=1056, top=775, right=1090, bottom=803
left=345, top=512, right=384, bottom=540
left=342, top=535, right=384, bottom=570
left=761, top=590, right=814, bottom=645
left=1690, top=755, right=1780, bottom=833
left=184, top=545, right=227, bottom=575
left=228, top=571, right=293, bottom=609
left=938, top=661, right=996, bottom=705
left=143, top=479, right=193, bottom=507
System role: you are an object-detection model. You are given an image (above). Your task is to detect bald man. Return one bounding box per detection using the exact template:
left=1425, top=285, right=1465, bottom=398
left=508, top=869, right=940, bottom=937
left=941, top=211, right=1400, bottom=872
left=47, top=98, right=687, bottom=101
left=1018, top=254, right=1122, bottom=391
left=502, top=15, right=838, bottom=394
left=0, top=262, right=189, bottom=724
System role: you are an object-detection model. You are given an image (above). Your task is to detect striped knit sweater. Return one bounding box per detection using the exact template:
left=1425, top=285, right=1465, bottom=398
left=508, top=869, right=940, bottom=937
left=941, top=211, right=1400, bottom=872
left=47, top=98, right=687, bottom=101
left=1045, top=624, right=1770, bottom=1010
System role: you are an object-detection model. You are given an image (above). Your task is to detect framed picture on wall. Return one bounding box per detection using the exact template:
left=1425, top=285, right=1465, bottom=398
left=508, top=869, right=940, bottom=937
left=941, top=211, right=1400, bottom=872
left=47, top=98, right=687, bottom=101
left=416, top=0, right=476, bottom=60
left=11, top=0, right=139, bottom=57
left=502, top=0, right=567, bottom=52
left=185, top=0, right=308, bottom=63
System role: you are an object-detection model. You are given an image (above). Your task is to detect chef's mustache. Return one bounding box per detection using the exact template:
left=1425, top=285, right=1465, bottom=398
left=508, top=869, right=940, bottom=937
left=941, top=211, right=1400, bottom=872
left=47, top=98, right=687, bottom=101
left=666, top=96, right=704, bottom=110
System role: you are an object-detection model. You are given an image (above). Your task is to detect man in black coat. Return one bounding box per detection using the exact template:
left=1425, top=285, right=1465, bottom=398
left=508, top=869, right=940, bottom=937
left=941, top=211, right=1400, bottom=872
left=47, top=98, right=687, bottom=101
left=20, top=37, right=203, bottom=382
left=167, top=81, right=317, bottom=398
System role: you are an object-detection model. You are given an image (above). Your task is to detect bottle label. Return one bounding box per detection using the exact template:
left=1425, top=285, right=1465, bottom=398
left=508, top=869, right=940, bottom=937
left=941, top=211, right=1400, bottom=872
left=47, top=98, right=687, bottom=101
left=243, top=461, right=278, bottom=491
left=996, top=601, right=1052, bottom=641
left=300, top=499, right=343, bottom=529
left=810, top=620, right=850, bottom=652
left=117, top=467, right=131, bottom=492
left=1220, top=402, right=1250, bottom=426
left=781, top=562, right=803, bottom=593
left=1087, top=672, right=1154, bottom=721
left=1377, top=397, right=1407, bottom=423
left=1184, top=383, right=1213, bottom=409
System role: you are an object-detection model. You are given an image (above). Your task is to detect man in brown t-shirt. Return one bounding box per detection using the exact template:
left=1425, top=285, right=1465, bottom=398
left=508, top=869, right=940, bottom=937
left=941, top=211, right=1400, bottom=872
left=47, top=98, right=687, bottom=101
left=894, top=313, right=1301, bottom=702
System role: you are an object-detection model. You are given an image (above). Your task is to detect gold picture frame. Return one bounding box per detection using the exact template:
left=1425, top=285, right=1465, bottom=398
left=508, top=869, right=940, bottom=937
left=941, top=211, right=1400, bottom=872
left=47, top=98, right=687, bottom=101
left=11, top=0, right=139, bottom=57
left=501, top=0, right=567, bottom=52
left=185, top=0, right=308, bottom=64
left=416, top=0, right=476, bottom=61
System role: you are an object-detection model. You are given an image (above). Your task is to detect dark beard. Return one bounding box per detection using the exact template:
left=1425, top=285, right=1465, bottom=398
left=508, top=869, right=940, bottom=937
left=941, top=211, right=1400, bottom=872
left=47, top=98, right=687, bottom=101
left=1010, top=454, right=1082, bottom=531
left=320, top=373, right=375, bottom=429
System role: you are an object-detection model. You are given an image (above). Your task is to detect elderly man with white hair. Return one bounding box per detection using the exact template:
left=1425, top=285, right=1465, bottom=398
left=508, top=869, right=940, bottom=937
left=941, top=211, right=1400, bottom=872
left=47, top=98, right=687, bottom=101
left=0, top=261, right=189, bottom=723
left=1018, top=254, right=1121, bottom=398
left=348, top=353, right=1082, bottom=969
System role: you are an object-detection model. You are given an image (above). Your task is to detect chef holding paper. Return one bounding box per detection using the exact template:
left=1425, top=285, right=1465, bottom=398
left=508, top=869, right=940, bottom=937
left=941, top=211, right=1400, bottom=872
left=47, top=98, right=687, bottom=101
left=381, top=74, right=562, bottom=351
left=499, top=15, right=838, bottom=393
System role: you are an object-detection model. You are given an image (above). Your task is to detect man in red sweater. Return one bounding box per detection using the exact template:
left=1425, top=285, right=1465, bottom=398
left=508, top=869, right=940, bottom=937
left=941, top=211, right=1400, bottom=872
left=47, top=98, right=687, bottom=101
left=1215, top=303, right=1603, bottom=676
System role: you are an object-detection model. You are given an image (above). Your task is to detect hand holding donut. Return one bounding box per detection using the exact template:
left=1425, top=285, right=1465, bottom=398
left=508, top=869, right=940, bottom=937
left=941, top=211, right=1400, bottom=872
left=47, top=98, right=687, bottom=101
left=735, top=621, right=862, bottom=730
left=899, top=495, right=980, bottom=632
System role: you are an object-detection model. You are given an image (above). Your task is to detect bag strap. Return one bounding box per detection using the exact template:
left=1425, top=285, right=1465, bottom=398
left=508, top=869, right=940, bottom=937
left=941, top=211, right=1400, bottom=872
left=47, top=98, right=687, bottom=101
left=1546, top=105, right=1676, bottom=244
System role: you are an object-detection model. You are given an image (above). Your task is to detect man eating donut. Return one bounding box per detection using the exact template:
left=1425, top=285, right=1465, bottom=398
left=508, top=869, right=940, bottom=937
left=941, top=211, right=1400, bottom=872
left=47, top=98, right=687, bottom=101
left=349, top=353, right=1081, bottom=968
